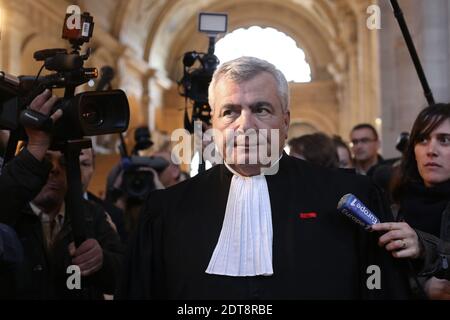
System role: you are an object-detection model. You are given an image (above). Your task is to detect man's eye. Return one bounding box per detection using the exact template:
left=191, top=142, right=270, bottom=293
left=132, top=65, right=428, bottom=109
left=256, top=107, right=270, bottom=115
left=222, top=109, right=237, bottom=117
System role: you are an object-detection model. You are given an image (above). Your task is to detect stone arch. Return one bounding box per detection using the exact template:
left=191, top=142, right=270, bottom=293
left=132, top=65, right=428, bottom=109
left=150, top=1, right=337, bottom=83
left=75, top=0, right=380, bottom=142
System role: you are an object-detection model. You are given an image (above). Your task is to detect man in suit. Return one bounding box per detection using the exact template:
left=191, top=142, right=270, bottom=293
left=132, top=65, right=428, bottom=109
left=119, top=56, right=411, bottom=299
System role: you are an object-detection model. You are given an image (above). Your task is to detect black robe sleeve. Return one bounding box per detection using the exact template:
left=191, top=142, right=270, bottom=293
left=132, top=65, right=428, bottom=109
left=117, top=160, right=414, bottom=300
left=359, top=183, right=412, bottom=299
left=116, top=190, right=165, bottom=299
left=411, top=203, right=450, bottom=281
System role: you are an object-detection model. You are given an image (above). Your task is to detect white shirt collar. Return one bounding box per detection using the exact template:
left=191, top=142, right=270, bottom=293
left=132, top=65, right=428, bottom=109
left=206, top=173, right=274, bottom=277
left=29, top=201, right=65, bottom=222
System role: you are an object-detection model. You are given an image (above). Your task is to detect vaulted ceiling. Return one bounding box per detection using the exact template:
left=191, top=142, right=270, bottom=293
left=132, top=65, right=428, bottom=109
left=77, top=0, right=370, bottom=81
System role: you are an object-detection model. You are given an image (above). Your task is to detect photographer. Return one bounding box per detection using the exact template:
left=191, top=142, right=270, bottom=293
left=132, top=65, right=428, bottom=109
left=0, top=90, right=124, bottom=299
left=152, top=149, right=186, bottom=188
left=107, top=161, right=165, bottom=235
left=0, top=90, right=61, bottom=214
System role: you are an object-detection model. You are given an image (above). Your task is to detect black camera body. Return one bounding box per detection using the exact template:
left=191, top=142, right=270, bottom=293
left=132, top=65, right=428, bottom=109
left=0, top=10, right=131, bottom=248
left=120, top=155, right=169, bottom=202
left=116, top=126, right=168, bottom=203
left=179, top=50, right=220, bottom=106
left=178, top=16, right=226, bottom=133
left=179, top=48, right=220, bottom=133
left=1, top=73, right=129, bottom=141
left=395, top=131, right=410, bottom=154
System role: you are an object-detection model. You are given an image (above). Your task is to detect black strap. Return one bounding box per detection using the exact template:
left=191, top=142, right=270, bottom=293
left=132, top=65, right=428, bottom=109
left=19, top=109, right=53, bottom=132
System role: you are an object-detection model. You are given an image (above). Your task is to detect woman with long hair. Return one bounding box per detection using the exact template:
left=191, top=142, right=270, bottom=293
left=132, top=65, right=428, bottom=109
left=372, top=103, right=450, bottom=299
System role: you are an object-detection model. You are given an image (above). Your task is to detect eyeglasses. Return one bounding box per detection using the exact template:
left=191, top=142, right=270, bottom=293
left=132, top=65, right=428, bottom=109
left=351, top=138, right=377, bottom=146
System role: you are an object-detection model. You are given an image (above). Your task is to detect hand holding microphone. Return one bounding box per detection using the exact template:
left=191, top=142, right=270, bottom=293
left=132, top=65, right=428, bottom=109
left=337, top=193, right=423, bottom=259
left=371, top=222, right=423, bottom=259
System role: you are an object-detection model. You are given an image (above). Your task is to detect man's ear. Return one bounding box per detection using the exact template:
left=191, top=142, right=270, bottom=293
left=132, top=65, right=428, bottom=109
left=284, top=111, right=291, bottom=139
left=171, top=165, right=181, bottom=179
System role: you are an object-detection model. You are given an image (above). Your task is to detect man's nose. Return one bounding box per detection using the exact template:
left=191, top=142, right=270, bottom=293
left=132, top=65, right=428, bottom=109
left=50, top=164, right=60, bottom=176
left=236, top=109, right=256, bottom=132
left=49, top=159, right=63, bottom=176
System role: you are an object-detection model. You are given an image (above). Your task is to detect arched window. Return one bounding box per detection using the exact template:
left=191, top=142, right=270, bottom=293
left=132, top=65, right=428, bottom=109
left=215, top=26, right=311, bottom=82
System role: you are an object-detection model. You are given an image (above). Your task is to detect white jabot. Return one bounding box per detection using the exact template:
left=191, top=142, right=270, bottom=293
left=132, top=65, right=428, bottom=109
left=205, top=163, right=274, bottom=277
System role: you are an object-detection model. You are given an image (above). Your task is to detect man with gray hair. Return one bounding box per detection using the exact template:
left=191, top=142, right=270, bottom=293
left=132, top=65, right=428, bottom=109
left=119, top=57, right=411, bottom=299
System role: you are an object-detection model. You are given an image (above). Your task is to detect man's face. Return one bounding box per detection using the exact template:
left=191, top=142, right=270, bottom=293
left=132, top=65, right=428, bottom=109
left=80, top=148, right=94, bottom=193
left=350, top=128, right=379, bottom=163
left=33, top=150, right=67, bottom=209
left=211, top=72, right=290, bottom=173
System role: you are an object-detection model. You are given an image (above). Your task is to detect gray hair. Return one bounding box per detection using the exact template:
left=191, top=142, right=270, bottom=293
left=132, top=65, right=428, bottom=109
left=208, top=56, right=290, bottom=112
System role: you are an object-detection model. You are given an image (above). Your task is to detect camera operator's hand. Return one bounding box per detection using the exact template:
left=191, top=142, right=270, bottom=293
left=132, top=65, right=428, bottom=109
left=26, top=89, right=62, bottom=161
left=68, top=239, right=103, bottom=277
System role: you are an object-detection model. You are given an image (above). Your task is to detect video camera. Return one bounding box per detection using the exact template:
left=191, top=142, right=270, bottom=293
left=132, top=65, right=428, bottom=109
left=0, top=9, right=130, bottom=247
left=0, top=11, right=129, bottom=150
left=111, top=126, right=169, bottom=204
left=178, top=13, right=227, bottom=133
left=395, top=131, right=410, bottom=154
left=121, top=156, right=168, bottom=203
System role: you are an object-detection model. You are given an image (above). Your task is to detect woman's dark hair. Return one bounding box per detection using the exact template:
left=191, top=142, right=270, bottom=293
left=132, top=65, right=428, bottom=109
left=288, top=132, right=339, bottom=168
left=391, top=103, right=450, bottom=201
left=332, top=135, right=353, bottom=167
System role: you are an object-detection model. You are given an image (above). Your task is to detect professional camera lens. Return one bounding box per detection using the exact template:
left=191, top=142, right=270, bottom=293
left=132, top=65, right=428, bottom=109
left=122, top=169, right=156, bottom=201
left=76, top=89, right=130, bottom=137
left=81, top=102, right=104, bottom=127
left=130, top=174, right=146, bottom=194
left=49, top=89, right=129, bottom=140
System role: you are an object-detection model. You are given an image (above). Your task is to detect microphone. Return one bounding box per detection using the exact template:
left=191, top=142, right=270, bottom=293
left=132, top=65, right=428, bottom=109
left=337, top=194, right=379, bottom=230
left=96, top=66, right=115, bottom=91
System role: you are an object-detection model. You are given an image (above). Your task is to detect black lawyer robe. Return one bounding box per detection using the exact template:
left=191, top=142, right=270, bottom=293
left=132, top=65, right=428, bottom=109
left=118, top=154, right=411, bottom=299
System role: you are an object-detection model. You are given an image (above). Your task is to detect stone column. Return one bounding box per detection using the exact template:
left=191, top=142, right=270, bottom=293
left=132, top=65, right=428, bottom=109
left=355, top=1, right=382, bottom=129
left=330, top=1, right=383, bottom=146
left=330, top=3, right=359, bottom=140
left=118, top=48, right=157, bottom=132
left=422, top=0, right=450, bottom=103
left=379, top=0, right=450, bottom=158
